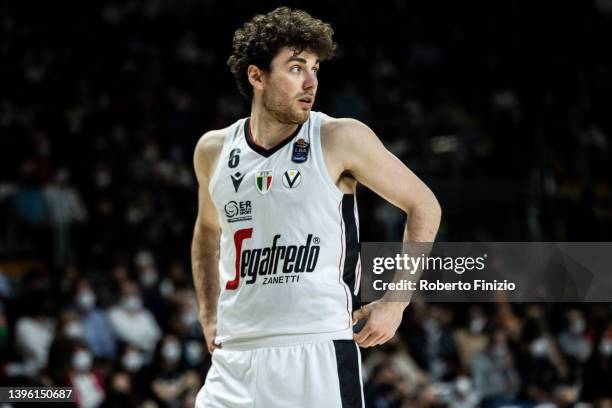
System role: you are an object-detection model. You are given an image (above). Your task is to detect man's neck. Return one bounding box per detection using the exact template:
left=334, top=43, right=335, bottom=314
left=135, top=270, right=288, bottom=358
left=249, top=103, right=299, bottom=149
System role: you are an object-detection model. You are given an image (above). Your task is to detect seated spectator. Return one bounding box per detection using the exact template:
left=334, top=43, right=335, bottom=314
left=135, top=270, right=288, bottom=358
left=66, top=343, right=105, bottom=408
left=14, top=294, right=54, bottom=375
left=149, top=334, right=201, bottom=407
left=454, top=305, right=489, bottom=372
left=364, top=362, right=406, bottom=408
left=100, top=371, right=133, bottom=408
left=519, top=317, right=570, bottom=403
left=362, top=334, right=427, bottom=399
left=407, top=304, right=460, bottom=381
left=73, top=279, right=117, bottom=359
left=44, top=167, right=88, bottom=268
left=107, top=280, right=161, bottom=356
left=471, top=327, right=520, bottom=407
left=447, top=375, right=480, bottom=408
left=581, top=322, right=612, bottom=401
left=557, top=308, right=592, bottom=381
left=183, top=339, right=205, bottom=370
left=134, top=250, right=167, bottom=322
left=47, top=309, right=84, bottom=383
left=12, top=161, right=49, bottom=227
left=108, top=344, right=151, bottom=406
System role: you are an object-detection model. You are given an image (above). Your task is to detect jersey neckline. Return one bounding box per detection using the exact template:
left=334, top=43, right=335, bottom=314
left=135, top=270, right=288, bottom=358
left=244, top=118, right=303, bottom=158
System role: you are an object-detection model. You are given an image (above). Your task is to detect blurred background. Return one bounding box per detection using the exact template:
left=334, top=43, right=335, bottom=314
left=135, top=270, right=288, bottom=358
left=1, top=0, right=612, bottom=406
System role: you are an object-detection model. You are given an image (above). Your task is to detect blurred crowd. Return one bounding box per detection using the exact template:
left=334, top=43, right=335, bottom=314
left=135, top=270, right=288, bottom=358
left=1, top=0, right=612, bottom=406
left=363, top=302, right=612, bottom=407
left=3, top=270, right=612, bottom=406
left=0, top=253, right=207, bottom=407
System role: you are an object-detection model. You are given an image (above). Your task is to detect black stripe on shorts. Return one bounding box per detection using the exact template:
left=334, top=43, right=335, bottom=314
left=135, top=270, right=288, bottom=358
left=333, top=340, right=362, bottom=408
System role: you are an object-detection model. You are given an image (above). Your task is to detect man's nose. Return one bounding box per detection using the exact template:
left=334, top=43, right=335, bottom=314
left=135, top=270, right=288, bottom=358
left=303, top=71, right=317, bottom=90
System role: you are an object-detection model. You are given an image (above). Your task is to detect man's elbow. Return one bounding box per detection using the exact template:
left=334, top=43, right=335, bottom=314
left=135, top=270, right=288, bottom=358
left=407, top=191, right=442, bottom=222
left=429, top=193, right=442, bottom=222
left=192, top=220, right=220, bottom=249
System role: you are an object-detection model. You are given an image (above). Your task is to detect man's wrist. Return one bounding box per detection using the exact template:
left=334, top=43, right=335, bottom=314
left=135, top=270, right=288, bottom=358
left=199, top=312, right=217, bottom=326
left=379, top=298, right=410, bottom=311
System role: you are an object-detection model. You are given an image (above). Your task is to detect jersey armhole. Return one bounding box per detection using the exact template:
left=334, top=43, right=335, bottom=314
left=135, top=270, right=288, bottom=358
left=311, top=112, right=345, bottom=200
left=207, top=121, right=240, bottom=196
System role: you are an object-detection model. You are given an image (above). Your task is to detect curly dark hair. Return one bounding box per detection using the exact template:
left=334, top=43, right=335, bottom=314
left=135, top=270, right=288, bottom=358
left=228, top=7, right=337, bottom=100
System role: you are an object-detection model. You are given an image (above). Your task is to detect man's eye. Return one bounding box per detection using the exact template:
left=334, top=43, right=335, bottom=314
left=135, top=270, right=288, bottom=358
left=290, top=66, right=302, bottom=73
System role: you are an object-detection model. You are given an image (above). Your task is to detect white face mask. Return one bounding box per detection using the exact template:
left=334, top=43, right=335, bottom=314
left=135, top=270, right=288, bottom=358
left=72, top=350, right=93, bottom=372
left=571, top=319, right=586, bottom=335
left=185, top=341, right=202, bottom=366
left=122, top=351, right=144, bottom=372
left=469, top=318, right=486, bottom=334
left=140, top=270, right=159, bottom=288
left=77, top=290, right=96, bottom=310
left=159, top=279, right=174, bottom=297
left=64, top=321, right=84, bottom=339
left=530, top=337, right=549, bottom=357
left=161, top=342, right=181, bottom=364
left=122, top=296, right=142, bottom=311
left=600, top=339, right=612, bottom=356
left=182, top=310, right=198, bottom=328
left=455, top=376, right=472, bottom=395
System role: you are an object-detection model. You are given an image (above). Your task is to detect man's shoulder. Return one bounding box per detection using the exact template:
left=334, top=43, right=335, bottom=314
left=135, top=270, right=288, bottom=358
left=320, top=114, right=368, bottom=138
left=319, top=114, right=375, bottom=152
left=194, top=125, right=237, bottom=180
left=195, top=126, right=232, bottom=158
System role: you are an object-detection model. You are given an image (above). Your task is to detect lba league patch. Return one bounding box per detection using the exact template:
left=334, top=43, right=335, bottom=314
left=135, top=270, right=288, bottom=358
left=255, top=170, right=273, bottom=194
left=291, top=138, right=309, bottom=163
left=282, top=169, right=302, bottom=189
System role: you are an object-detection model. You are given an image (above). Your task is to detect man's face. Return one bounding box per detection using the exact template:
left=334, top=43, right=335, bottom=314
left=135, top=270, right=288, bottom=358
left=260, top=46, right=320, bottom=124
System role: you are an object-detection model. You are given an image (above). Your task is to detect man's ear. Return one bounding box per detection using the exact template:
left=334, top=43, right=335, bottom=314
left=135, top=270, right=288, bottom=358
left=247, top=65, right=266, bottom=93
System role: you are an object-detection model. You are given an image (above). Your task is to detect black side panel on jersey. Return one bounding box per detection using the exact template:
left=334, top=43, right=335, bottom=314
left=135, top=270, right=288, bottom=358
left=341, top=194, right=360, bottom=311
left=333, top=340, right=363, bottom=408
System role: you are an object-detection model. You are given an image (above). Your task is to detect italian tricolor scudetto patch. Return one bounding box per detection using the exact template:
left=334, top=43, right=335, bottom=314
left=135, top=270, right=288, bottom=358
left=255, top=170, right=273, bottom=194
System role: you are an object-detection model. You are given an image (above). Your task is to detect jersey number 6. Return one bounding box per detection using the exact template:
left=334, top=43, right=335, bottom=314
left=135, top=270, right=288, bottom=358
left=228, top=148, right=241, bottom=168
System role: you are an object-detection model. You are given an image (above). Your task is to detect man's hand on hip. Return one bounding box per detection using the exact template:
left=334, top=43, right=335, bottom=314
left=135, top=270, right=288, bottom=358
left=352, top=301, right=407, bottom=348
left=200, top=317, right=221, bottom=354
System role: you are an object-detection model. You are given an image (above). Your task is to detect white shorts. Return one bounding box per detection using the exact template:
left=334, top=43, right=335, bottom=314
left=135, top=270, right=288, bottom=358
left=195, top=339, right=365, bottom=408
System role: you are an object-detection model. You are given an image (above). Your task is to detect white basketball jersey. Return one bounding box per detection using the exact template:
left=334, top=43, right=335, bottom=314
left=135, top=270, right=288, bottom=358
left=208, top=111, right=361, bottom=344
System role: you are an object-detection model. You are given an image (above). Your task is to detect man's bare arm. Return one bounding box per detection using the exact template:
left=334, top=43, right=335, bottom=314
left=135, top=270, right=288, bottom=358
left=337, top=119, right=441, bottom=242
left=325, top=118, right=442, bottom=347
left=191, top=130, right=224, bottom=353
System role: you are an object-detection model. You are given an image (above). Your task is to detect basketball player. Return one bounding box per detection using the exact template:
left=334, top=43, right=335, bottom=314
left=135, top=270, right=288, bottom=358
left=192, top=7, right=441, bottom=407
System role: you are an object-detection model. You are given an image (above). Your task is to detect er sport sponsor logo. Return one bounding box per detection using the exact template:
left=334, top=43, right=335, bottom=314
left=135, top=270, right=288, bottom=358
left=225, top=231, right=321, bottom=289
left=224, top=200, right=252, bottom=223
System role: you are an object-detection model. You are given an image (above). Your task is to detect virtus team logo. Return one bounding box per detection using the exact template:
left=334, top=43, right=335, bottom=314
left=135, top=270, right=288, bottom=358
left=225, top=231, right=321, bottom=289
left=282, top=169, right=301, bottom=189
left=255, top=170, right=273, bottom=194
